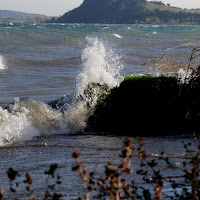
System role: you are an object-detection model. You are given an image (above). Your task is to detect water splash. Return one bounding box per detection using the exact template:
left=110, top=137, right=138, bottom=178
left=0, top=102, right=40, bottom=146
left=64, top=36, right=123, bottom=131
left=0, top=97, right=67, bottom=146
left=76, top=36, right=123, bottom=95
left=177, top=68, right=192, bottom=84
left=0, top=36, right=124, bottom=145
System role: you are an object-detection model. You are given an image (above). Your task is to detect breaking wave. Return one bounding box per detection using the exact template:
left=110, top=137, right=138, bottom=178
left=64, top=36, right=123, bottom=131
left=76, top=36, right=123, bottom=95
left=112, top=34, right=122, bottom=39
left=0, top=36, right=123, bottom=146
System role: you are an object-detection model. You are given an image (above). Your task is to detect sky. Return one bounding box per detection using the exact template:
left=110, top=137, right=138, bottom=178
left=147, top=0, right=200, bottom=10
left=0, top=0, right=199, bottom=16
left=0, top=0, right=84, bottom=16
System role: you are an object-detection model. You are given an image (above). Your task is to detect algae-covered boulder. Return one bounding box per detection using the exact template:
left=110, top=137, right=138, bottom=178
left=87, top=75, right=189, bottom=135
left=80, top=82, right=110, bottom=107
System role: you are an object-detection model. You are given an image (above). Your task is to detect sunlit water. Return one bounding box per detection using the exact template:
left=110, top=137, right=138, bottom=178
left=0, top=23, right=200, bottom=198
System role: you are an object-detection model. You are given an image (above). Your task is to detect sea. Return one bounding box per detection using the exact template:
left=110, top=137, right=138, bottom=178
left=0, top=23, right=200, bottom=199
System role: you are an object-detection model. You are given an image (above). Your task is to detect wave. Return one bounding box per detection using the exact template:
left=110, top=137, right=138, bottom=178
left=0, top=36, right=123, bottom=146
left=112, top=34, right=122, bottom=39
left=0, top=55, right=7, bottom=70
left=0, top=97, right=67, bottom=146
left=166, top=43, right=195, bottom=50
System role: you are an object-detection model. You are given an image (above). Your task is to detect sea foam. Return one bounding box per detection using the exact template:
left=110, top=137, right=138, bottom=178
left=112, top=34, right=122, bottom=39
left=0, top=55, right=7, bottom=70
left=0, top=97, right=66, bottom=146
left=0, top=106, right=40, bottom=146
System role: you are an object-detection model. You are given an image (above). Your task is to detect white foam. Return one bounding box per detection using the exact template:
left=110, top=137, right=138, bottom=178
left=0, top=97, right=67, bottom=146
left=0, top=55, right=7, bottom=70
left=177, top=68, right=192, bottom=84
left=112, top=34, right=122, bottom=39
left=64, top=36, right=123, bottom=132
left=166, top=43, right=195, bottom=50
left=0, top=106, right=40, bottom=146
left=76, top=36, right=123, bottom=95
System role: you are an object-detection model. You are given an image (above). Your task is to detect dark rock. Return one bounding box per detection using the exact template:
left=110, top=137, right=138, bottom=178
left=86, top=75, right=194, bottom=135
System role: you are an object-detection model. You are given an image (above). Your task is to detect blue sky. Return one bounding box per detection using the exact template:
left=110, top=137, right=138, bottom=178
left=0, top=0, right=199, bottom=16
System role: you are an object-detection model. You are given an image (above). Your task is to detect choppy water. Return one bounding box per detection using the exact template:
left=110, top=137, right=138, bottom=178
left=0, top=23, right=200, bottom=198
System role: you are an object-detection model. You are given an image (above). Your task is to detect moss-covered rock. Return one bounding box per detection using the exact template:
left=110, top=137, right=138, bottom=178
left=86, top=75, right=192, bottom=135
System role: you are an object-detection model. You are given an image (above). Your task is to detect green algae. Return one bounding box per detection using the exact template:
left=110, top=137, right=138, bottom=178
left=82, top=82, right=110, bottom=108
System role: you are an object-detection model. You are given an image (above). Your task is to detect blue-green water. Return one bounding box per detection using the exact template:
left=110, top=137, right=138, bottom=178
left=0, top=23, right=199, bottom=199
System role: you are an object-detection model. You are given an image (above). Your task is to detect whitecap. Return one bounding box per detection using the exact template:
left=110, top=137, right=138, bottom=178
left=166, top=43, right=195, bottom=50
left=0, top=55, right=7, bottom=70
left=0, top=97, right=68, bottom=146
left=112, top=34, right=122, bottom=39
left=0, top=106, right=40, bottom=146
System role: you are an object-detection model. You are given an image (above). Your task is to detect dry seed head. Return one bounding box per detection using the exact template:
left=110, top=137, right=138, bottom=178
left=72, top=150, right=81, bottom=159
left=120, top=160, right=128, bottom=169
left=7, top=168, right=18, bottom=181
left=107, top=161, right=112, bottom=165
left=0, top=188, right=4, bottom=200
left=72, top=161, right=83, bottom=172
left=24, top=173, right=33, bottom=185
left=97, top=179, right=103, bottom=186
left=81, top=167, right=88, bottom=182
left=154, top=183, right=163, bottom=200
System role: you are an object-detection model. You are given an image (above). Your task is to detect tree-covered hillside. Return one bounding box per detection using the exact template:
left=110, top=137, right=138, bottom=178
left=52, top=0, right=200, bottom=24
left=0, top=10, right=46, bottom=20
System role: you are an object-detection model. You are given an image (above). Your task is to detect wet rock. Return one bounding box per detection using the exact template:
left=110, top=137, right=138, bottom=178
left=86, top=75, right=192, bottom=135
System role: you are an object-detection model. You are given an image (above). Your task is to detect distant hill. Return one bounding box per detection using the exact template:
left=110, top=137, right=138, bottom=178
left=0, top=10, right=46, bottom=20
left=52, top=0, right=200, bottom=24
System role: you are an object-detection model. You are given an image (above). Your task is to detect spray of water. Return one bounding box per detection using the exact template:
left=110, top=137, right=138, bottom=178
left=76, top=36, right=123, bottom=95
left=64, top=36, right=123, bottom=131
left=0, top=97, right=67, bottom=146
left=0, top=104, right=40, bottom=146
left=0, top=36, right=124, bottom=145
